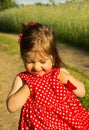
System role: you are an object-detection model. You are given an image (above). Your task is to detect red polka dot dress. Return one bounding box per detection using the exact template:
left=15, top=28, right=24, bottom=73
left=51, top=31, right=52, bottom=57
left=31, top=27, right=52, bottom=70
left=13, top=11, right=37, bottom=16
left=18, top=67, right=89, bottom=130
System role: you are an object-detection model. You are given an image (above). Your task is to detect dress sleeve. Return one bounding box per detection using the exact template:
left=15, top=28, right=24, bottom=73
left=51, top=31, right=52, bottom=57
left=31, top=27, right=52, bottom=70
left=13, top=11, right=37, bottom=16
left=17, top=71, right=27, bottom=82
left=66, top=80, right=77, bottom=91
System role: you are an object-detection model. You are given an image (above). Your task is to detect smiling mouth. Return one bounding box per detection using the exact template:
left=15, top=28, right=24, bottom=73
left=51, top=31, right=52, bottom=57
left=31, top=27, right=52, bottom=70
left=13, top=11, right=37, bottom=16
left=32, top=71, right=45, bottom=76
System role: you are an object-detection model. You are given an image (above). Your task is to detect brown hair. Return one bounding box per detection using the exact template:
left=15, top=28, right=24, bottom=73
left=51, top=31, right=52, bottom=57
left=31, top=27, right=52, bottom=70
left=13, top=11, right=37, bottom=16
left=19, top=22, right=62, bottom=67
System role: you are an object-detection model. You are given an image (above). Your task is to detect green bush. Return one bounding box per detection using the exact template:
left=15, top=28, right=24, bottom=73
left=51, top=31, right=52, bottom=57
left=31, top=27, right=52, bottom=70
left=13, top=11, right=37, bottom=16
left=0, top=0, right=18, bottom=11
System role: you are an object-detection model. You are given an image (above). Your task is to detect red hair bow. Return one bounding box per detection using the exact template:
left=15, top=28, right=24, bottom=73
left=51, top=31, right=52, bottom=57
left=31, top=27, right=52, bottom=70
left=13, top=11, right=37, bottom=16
left=18, top=33, right=22, bottom=43
left=18, top=21, right=37, bottom=43
left=27, top=21, right=37, bottom=26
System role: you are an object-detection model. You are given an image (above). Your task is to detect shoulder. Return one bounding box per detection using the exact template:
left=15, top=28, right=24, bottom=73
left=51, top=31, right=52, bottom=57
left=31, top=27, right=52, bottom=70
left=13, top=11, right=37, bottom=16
left=12, top=75, right=24, bottom=91
left=7, top=75, right=24, bottom=98
left=13, top=75, right=23, bottom=85
left=60, top=67, right=70, bottom=74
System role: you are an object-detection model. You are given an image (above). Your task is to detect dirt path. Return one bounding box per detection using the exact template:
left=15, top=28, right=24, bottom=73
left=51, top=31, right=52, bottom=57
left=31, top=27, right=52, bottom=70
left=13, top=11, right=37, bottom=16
left=0, top=51, right=22, bottom=130
left=0, top=33, right=89, bottom=130
left=58, top=44, right=89, bottom=74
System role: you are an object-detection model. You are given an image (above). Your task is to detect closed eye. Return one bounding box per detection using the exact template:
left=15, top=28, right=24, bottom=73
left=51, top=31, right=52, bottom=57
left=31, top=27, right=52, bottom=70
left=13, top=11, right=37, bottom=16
left=26, top=61, right=32, bottom=64
left=25, top=60, right=34, bottom=64
left=40, top=61, right=46, bottom=64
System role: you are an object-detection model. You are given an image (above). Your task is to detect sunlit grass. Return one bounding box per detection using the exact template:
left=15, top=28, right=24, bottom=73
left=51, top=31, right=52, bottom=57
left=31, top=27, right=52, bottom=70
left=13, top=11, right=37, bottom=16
left=0, top=2, right=89, bottom=49
left=0, top=33, right=19, bottom=54
left=66, top=66, right=89, bottom=111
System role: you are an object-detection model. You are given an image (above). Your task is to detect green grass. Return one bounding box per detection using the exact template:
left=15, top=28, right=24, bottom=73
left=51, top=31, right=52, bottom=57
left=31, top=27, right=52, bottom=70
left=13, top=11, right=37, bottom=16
left=0, top=2, right=89, bottom=50
left=0, top=33, right=89, bottom=111
left=66, top=66, right=89, bottom=111
left=0, top=33, right=19, bottom=54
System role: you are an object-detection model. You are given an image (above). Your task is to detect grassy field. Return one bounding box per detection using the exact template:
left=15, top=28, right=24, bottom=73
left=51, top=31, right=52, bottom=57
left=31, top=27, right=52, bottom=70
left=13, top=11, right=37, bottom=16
left=0, top=2, right=89, bottom=50
left=0, top=33, right=89, bottom=111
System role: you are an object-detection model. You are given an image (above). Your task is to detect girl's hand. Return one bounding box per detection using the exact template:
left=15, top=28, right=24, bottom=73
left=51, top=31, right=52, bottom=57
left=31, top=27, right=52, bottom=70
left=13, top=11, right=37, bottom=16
left=59, top=68, right=86, bottom=98
left=59, top=68, right=70, bottom=84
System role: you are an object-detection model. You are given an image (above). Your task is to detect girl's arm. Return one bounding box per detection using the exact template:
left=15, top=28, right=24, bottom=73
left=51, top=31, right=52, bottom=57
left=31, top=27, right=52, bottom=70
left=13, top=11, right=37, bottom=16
left=6, top=76, right=30, bottom=113
left=59, top=68, right=86, bottom=98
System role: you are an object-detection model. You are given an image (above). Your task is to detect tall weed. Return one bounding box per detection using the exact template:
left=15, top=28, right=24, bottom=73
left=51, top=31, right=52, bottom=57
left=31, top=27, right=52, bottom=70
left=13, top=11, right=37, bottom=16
left=0, top=3, right=89, bottom=49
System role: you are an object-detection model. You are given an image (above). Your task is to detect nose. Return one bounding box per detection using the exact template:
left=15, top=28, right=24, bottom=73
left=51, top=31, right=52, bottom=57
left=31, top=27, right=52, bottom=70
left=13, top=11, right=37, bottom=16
left=32, top=63, right=41, bottom=72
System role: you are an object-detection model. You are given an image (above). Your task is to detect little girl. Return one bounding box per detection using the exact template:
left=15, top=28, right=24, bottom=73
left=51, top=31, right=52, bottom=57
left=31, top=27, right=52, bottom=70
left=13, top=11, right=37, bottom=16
left=7, top=22, right=89, bottom=130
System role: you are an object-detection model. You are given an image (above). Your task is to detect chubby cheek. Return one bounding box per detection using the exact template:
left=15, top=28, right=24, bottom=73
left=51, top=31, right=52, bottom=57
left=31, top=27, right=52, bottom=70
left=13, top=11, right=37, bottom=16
left=26, top=67, right=31, bottom=72
left=43, top=63, right=53, bottom=73
left=24, top=64, right=31, bottom=72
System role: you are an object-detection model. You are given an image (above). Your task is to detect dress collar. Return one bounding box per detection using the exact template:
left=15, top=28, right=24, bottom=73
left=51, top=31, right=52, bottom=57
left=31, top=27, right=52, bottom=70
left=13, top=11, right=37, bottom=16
left=26, top=67, right=60, bottom=78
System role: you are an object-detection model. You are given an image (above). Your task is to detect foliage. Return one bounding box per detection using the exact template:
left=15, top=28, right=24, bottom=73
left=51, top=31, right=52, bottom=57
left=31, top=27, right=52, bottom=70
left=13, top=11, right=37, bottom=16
left=49, top=0, right=55, bottom=5
left=0, top=2, right=89, bottom=50
left=0, top=0, right=18, bottom=10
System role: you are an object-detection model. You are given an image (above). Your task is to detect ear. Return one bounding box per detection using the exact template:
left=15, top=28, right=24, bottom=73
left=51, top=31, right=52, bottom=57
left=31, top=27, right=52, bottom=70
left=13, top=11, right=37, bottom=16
left=50, top=55, right=54, bottom=65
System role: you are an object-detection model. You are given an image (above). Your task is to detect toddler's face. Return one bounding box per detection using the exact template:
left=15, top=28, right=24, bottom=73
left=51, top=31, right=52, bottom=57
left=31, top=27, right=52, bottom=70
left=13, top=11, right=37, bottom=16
left=24, top=51, right=53, bottom=76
